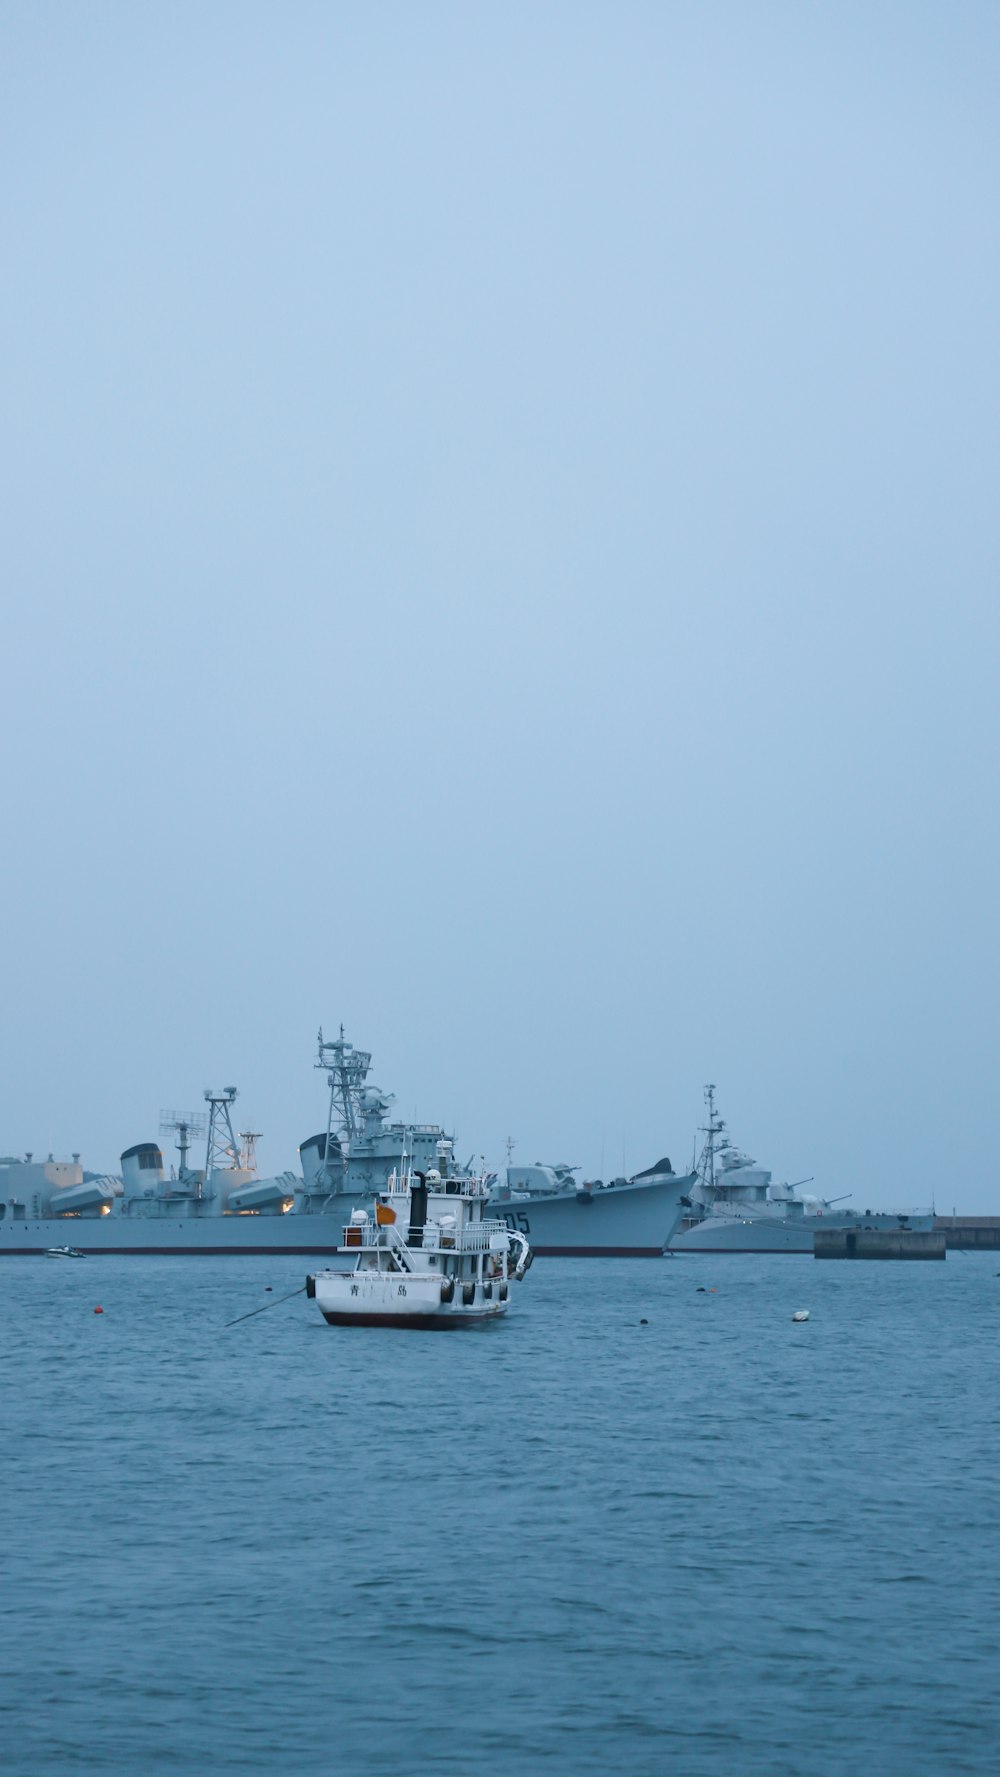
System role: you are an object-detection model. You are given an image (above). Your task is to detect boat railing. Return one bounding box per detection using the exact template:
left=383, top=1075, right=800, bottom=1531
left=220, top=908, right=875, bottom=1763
left=437, top=1218, right=511, bottom=1252
left=384, top=1168, right=491, bottom=1198
left=341, top=1216, right=514, bottom=1254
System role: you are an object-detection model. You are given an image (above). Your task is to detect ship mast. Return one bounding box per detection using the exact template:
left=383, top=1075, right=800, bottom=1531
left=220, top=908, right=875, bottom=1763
left=315, top=1025, right=373, bottom=1186
left=697, top=1084, right=726, bottom=1193
left=203, top=1087, right=241, bottom=1177
left=239, top=1130, right=262, bottom=1172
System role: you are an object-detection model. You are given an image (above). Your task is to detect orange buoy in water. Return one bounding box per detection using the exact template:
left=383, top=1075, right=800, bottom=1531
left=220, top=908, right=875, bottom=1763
left=93, top=1306, right=104, bottom=1315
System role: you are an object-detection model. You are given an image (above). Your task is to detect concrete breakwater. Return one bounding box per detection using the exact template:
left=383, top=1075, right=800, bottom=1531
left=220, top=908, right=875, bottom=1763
left=934, top=1217, right=1000, bottom=1250
left=815, top=1228, right=946, bottom=1261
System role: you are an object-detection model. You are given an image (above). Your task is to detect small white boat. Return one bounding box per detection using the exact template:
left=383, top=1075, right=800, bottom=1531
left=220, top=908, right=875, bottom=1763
left=307, top=1161, right=532, bottom=1329
left=44, top=1246, right=86, bottom=1258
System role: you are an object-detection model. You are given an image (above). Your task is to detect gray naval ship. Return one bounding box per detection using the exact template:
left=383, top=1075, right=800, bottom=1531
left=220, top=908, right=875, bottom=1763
left=669, top=1085, right=934, bottom=1253
left=0, top=1029, right=692, bottom=1257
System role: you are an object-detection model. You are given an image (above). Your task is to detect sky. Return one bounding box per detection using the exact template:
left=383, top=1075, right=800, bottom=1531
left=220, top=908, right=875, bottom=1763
left=2, top=2, right=998, bottom=1212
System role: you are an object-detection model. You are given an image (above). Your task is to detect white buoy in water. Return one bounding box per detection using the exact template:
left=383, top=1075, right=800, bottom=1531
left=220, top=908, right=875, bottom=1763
left=791, top=1310, right=810, bottom=1322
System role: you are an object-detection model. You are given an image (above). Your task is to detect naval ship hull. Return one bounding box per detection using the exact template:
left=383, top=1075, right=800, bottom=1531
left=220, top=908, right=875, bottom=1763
left=489, top=1171, right=694, bottom=1257
left=0, top=1213, right=350, bottom=1256
left=0, top=1172, right=693, bottom=1258
left=670, top=1210, right=936, bottom=1254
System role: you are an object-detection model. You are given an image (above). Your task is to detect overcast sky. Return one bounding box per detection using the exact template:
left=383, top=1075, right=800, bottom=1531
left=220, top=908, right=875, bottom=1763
left=2, top=2, right=998, bottom=1212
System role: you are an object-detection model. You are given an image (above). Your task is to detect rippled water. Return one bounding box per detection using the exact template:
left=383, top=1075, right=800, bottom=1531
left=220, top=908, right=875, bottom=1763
left=3, top=1252, right=999, bottom=1775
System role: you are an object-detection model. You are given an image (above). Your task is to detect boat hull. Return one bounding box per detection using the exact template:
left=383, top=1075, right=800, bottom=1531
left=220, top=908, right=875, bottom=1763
left=311, top=1270, right=508, bottom=1327
left=319, top=1310, right=505, bottom=1329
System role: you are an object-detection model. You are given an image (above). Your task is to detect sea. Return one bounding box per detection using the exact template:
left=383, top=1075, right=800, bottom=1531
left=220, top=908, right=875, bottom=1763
left=2, top=1251, right=999, bottom=1776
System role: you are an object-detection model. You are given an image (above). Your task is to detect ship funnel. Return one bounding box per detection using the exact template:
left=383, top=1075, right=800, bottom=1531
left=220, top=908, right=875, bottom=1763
left=121, top=1142, right=165, bottom=1196
left=298, top=1132, right=342, bottom=1188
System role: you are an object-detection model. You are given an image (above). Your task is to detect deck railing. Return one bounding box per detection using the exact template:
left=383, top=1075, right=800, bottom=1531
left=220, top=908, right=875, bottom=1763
left=341, top=1217, right=512, bottom=1254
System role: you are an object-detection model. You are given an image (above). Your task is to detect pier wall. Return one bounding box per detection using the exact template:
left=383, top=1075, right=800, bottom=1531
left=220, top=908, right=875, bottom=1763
left=814, top=1229, right=946, bottom=1261
left=934, top=1217, right=1000, bottom=1251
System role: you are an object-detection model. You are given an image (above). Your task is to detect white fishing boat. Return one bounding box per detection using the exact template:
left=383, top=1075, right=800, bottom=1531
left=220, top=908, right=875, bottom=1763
left=307, top=1162, right=532, bottom=1329
left=43, top=1245, right=85, bottom=1258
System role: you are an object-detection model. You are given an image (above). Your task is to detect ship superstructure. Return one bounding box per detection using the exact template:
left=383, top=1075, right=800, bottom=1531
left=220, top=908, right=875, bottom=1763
left=298, top=1028, right=468, bottom=1209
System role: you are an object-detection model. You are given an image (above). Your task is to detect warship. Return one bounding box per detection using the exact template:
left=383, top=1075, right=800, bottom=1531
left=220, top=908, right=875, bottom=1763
left=669, top=1085, right=934, bottom=1252
left=0, top=1030, right=691, bottom=1256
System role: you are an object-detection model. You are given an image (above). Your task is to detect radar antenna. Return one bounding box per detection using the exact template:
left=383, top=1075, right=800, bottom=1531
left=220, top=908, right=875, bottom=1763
left=159, top=1110, right=207, bottom=1178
